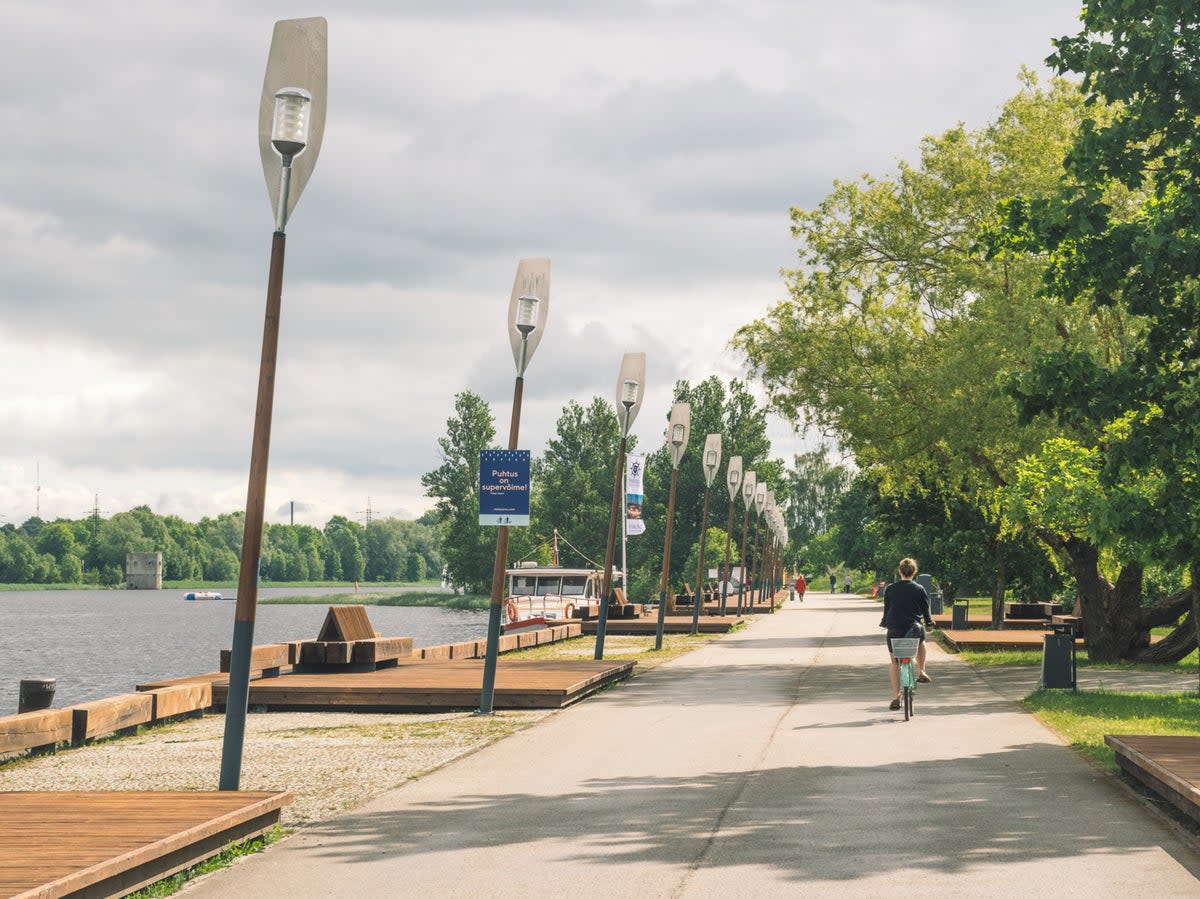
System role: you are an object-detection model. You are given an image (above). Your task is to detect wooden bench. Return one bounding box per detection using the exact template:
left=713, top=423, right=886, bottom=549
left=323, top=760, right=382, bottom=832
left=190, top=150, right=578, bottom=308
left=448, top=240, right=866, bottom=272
left=1106, top=735, right=1200, bottom=824
left=71, top=693, right=154, bottom=745
left=218, top=643, right=290, bottom=677
left=146, top=682, right=213, bottom=721
left=0, top=708, right=73, bottom=756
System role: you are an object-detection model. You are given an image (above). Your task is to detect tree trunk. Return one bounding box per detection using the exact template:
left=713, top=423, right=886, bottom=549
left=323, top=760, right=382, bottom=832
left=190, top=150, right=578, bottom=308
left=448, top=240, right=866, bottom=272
left=990, top=539, right=1006, bottom=629
left=1136, top=563, right=1200, bottom=667
left=1062, top=537, right=1146, bottom=662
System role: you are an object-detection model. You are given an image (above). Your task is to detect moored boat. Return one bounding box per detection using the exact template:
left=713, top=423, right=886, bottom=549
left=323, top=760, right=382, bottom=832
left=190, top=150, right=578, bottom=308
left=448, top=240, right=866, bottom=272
left=501, top=564, right=611, bottom=631
left=183, top=590, right=228, bottom=601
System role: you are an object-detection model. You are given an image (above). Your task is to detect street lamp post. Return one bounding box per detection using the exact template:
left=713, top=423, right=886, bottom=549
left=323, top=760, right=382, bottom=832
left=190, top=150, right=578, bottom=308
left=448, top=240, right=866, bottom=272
left=479, top=259, right=550, bottom=715
left=691, top=434, right=721, bottom=636
left=736, top=470, right=756, bottom=616
left=595, top=353, right=646, bottom=661
left=752, top=482, right=767, bottom=607
left=764, top=491, right=776, bottom=609
left=719, top=456, right=742, bottom=617
left=221, top=17, right=327, bottom=792
left=654, top=403, right=691, bottom=650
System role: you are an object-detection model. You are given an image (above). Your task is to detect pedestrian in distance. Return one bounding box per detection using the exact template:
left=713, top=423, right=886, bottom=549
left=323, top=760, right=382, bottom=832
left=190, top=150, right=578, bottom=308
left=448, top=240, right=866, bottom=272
left=829, top=573, right=836, bottom=593
left=880, top=557, right=934, bottom=710
left=794, top=573, right=806, bottom=601
left=843, top=573, right=852, bottom=594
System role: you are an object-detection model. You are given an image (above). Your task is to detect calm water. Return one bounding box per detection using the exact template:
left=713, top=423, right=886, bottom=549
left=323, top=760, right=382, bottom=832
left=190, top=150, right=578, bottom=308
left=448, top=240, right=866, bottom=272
left=0, top=587, right=490, bottom=713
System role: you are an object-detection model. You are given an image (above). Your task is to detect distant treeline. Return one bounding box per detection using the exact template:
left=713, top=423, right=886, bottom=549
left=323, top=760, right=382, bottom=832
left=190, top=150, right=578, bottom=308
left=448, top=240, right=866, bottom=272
left=0, top=506, right=443, bottom=586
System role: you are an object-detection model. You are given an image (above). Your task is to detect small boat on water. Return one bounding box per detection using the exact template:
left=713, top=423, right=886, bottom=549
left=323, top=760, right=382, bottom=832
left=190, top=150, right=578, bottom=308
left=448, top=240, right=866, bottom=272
left=183, top=591, right=230, bottom=601
left=502, top=564, right=611, bottom=632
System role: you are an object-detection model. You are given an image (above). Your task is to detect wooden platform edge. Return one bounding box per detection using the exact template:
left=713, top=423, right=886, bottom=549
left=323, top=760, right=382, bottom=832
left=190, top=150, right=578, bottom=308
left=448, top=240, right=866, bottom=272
left=1105, top=735, right=1200, bottom=824
left=24, top=792, right=293, bottom=899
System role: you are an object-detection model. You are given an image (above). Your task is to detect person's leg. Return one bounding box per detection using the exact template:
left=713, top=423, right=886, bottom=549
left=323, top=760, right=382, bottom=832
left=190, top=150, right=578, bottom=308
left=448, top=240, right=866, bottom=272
left=917, top=640, right=931, bottom=681
left=887, top=637, right=900, bottom=705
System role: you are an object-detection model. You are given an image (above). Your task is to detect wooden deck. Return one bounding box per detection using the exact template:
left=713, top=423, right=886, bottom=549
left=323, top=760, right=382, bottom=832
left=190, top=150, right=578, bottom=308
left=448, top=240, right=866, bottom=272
left=208, top=658, right=634, bottom=711
left=1105, top=735, right=1200, bottom=824
left=0, top=790, right=290, bottom=899
left=582, top=615, right=743, bottom=635
left=940, top=630, right=1165, bottom=652
left=930, top=614, right=1047, bottom=630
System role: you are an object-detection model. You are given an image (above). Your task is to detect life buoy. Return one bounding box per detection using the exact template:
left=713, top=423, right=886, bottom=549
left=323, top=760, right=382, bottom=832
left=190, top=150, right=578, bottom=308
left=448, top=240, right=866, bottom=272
left=563, top=603, right=576, bottom=619
left=505, top=599, right=520, bottom=623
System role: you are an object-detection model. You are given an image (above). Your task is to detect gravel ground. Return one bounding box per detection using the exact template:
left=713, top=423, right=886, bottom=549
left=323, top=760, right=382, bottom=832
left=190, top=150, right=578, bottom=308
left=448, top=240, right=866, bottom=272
left=0, top=709, right=550, bottom=827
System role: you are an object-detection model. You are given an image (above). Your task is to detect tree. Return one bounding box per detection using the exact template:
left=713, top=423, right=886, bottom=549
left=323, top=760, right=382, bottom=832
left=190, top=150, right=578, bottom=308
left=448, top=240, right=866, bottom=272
left=785, top=448, right=850, bottom=548
left=992, top=3, right=1200, bottom=660
left=735, top=74, right=1109, bottom=627
left=323, top=516, right=366, bottom=583
left=528, top=397, right=624, bottom=570
left=420, top=391, right=497, bottom=593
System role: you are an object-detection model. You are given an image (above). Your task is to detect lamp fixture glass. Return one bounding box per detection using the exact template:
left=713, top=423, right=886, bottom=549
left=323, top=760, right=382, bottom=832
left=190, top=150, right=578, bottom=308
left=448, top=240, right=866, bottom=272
left=271, top=87, right=312, bottom=159
left=621, top=379, right=639, bottom=406
left=671, top=423, right=685, bottom=445
left=706, top=450, right=718, bottom=468
left=515, top=295, right=539, bottom=334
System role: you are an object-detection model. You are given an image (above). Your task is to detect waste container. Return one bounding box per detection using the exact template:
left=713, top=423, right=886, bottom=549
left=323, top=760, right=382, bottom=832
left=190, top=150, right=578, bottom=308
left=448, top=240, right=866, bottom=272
left=18, top=677, right=56, bottom=713
left=950, top=603, right=969, bottom=629
left=1041, top=632, right=1075, bottom=689
left=929, top=592, right=944, bottom=615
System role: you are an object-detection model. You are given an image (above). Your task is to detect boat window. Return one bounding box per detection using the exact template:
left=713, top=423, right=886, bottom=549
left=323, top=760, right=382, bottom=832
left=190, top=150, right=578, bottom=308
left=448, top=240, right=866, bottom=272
left=512, top=575, right=538, bottom=594
left=560, top=576, right=587, bottom=596
left=535, top=577, right=562, bottom=596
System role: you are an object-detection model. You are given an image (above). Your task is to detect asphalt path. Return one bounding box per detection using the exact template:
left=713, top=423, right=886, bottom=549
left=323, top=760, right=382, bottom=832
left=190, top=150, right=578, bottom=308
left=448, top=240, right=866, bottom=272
left=183, top=594, right=1200, bottom=898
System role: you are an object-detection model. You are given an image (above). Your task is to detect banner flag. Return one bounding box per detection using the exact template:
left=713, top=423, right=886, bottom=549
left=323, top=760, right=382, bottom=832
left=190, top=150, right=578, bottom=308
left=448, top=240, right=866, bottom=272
left=625, top=453, right=645, bottom=536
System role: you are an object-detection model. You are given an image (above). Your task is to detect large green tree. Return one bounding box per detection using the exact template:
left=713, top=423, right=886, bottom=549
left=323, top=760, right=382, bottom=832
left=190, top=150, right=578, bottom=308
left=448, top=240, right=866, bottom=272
left=735, top=75, right=1109, bottom=627
left=994, top=2, right=1200, bottom=660
left=420, top=390, right=497, bottom=593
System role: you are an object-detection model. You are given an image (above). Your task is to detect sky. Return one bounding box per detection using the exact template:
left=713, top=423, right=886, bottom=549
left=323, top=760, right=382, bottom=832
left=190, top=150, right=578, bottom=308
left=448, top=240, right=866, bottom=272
left=0, top=0, right=1085, bottom=529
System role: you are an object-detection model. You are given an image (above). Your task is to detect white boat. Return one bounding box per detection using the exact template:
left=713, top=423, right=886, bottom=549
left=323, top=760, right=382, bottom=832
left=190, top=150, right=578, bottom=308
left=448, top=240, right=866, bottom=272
left=184, top=590, right=227, bottom=601
left=502, top=564, right=612, bottom=630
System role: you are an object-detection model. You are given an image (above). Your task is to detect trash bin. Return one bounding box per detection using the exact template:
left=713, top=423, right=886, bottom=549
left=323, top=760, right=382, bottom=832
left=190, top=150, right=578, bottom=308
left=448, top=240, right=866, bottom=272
left=18, top=677, right=56, bottom=713
left=950, top=603, right=969, bottom=629
left=1041, top=632, right=1075, bottom=689
left=929, top=592, right=944, bottom=615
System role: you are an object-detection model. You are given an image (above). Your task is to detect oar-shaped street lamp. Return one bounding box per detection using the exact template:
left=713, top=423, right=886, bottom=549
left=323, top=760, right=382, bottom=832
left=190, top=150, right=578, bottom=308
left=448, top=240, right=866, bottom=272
left=751, top=482, right=767, bottom=607
left=736, top=470, right=756, bottom=617
left=763, top=491, right=777, bottom=609
left=479, top=258, right=551, bottom=714
left=691, top=435, right=721, bottom=635
left=719, top=456, right=742, bottom=617
left=595, top=352, right=646, bottom=661
left=654, top=403, right=691, bottom=650
left=221, top=17, right=327, bottom=792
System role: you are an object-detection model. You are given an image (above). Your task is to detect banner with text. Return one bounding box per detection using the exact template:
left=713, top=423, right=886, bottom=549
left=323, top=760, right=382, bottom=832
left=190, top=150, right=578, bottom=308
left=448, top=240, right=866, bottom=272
left=479, top=450, right=531, bottom=526
left=625, top=452, right=645, bottom=536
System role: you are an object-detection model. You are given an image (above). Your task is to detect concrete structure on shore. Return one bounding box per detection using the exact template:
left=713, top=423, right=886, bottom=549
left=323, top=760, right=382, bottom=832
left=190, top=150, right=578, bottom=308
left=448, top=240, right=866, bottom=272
left=125, top=552, right=162, bottom=590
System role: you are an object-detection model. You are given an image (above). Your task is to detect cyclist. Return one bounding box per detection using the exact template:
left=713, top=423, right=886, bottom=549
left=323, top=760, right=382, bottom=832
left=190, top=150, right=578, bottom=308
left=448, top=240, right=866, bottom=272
left=881, top=557, right=934, bottom=710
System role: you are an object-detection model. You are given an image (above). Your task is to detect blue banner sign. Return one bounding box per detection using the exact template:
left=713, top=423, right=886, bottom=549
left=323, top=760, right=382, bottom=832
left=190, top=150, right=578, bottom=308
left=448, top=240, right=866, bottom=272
left=479, top=450, right=531, bottom=526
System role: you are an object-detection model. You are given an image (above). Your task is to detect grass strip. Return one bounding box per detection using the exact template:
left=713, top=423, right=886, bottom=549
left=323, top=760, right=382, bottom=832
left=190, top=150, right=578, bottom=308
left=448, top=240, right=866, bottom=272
left=261, top=592, right=489, bottom=610
left=957, top=647, right=1197, bottom=672
left=1023, top=690, right=1200, bottom=772
left=129, top=827, right=284, bottom=897
left=509, top=630, right=736, bottom=673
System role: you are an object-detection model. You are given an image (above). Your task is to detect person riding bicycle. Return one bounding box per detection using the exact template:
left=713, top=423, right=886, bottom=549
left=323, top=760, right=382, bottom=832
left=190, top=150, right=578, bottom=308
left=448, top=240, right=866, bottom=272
left=881, top=557, right=934, bottom=710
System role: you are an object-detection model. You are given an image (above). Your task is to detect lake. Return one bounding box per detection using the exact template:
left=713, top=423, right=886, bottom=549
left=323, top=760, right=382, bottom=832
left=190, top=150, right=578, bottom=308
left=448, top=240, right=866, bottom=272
left=0, top=586, right=490, bottom=713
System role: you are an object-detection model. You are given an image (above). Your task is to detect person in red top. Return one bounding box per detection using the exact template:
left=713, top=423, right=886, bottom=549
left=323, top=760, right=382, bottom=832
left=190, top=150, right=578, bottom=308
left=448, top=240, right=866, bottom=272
left=794, top=573, right=807, bottom=601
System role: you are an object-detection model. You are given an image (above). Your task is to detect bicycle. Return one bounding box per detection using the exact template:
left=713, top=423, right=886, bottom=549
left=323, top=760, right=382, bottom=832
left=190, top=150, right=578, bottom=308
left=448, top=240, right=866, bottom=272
left=890, top=637, right=921, bottom=721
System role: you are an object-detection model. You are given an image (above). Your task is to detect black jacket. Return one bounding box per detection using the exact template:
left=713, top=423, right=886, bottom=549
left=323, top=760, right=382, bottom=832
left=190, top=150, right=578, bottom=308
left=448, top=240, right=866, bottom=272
left=881, top=579, right=933, bottom=630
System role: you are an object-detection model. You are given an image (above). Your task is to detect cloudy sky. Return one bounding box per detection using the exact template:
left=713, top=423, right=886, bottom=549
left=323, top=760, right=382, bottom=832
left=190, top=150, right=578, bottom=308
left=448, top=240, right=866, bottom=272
left=1, top=1, right=1084, bottom=528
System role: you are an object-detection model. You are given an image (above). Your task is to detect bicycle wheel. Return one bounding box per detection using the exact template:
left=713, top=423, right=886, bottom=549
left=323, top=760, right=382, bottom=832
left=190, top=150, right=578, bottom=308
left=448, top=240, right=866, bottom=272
left=904, top=686, right=914, bottom=720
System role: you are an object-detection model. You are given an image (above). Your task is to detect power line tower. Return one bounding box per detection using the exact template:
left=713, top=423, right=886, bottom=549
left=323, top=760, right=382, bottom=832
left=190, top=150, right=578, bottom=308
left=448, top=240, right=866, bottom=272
left=359, top=496, right=374, bottom=526
left=88, top=494, right=105, bottom=540
left=35, top=461, right=41, bottom=519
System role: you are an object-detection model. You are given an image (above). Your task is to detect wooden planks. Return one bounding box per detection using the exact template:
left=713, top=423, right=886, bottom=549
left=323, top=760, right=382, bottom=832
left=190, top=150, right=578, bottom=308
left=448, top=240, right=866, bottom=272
left=582, top=616, right=742, bottom=635
left=1106, top=735, right=1200, bottom=824
left=0, top=708, right=73, bottom=756
left=0, top=790, right=291, bottom=899
left=146, top=683, right=213, bottom=721
left=316, top=604, right=376, bottom=641
left=71, top=693, right=154, bottom=745
left=219, top=643, right=289, bottom=675
left=209, top=658, right=635, bottom=711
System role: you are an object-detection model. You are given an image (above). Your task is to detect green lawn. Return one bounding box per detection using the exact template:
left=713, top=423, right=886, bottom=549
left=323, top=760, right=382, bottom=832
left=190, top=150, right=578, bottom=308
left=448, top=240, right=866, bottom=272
left=957, top=647, right=1198, bottom=673
left=1023, top=690, right=1200, bottom=771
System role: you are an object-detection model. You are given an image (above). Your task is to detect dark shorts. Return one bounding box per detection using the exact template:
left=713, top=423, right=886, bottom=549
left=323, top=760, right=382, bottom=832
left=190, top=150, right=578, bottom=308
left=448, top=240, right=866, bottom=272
left=886, top=625, right=925, bottom=654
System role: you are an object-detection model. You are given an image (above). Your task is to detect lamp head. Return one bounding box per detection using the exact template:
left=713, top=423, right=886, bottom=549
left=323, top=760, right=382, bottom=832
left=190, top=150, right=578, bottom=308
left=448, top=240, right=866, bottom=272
left=754, top=482, right=767, bottom=515
left=726, top=455, right=743, bottom=499
left=271, top=87, right=312, bottom=160
left=508, top=258, right=550, bottom=375
left=667, top=403, right=691, bottom=469
left=615, top=353, right=646, bottom=434
left=702, top=433, right=721, bottom=488
left=741, top=470, right=757, bottom=510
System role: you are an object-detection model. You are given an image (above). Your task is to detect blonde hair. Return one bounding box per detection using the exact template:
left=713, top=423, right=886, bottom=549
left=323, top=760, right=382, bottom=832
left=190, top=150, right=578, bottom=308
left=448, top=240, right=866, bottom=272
left=898, top=558, right=918, bottom=578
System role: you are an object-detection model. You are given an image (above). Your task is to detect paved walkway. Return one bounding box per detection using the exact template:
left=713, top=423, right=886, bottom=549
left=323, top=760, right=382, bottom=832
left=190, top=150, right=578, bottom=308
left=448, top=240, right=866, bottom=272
left=183, top=595, right=1200, bottom=898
